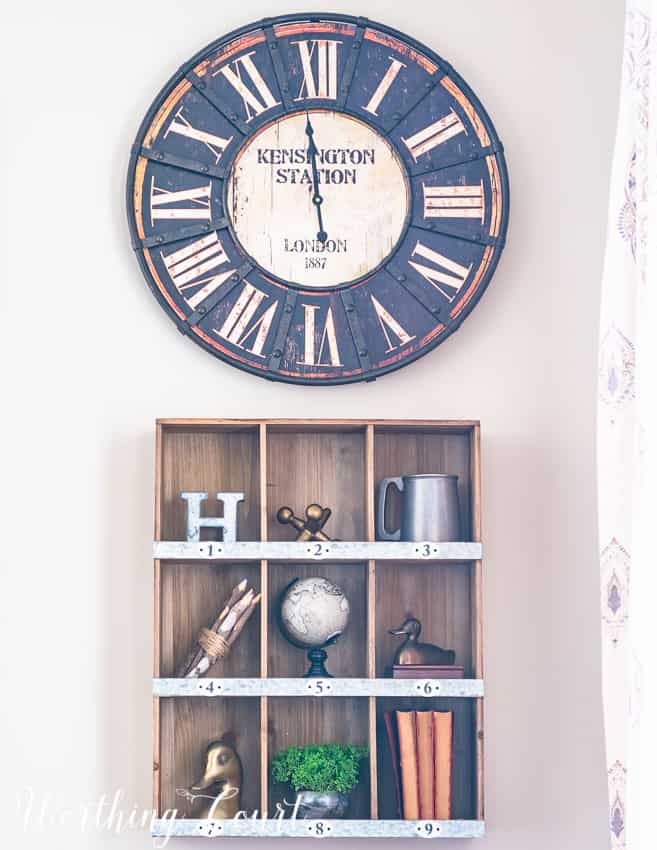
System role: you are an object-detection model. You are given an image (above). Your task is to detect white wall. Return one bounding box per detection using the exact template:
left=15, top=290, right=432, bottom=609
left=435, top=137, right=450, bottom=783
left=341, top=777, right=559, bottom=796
left=1, top=1, right=623, bottom=847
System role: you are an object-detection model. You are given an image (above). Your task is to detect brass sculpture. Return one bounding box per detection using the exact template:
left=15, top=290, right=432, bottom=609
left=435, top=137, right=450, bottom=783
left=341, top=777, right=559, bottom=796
left=389, top=617, right=455, bottom=666
left=277, top=503, right=332, bottom=541
left=189, top=738, right=242, bottom=818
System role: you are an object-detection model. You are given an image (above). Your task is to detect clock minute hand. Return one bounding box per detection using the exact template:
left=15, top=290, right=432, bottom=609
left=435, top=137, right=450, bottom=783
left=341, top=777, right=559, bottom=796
left=305, top=114, right=328, bottom=243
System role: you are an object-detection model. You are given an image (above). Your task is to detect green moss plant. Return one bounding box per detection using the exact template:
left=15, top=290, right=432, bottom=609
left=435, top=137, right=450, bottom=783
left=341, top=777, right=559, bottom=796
left=271, top=744, right=368, bottom=794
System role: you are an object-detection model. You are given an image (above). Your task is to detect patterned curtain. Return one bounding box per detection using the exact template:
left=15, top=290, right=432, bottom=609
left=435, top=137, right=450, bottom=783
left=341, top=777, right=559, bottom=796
left=598, top=3, right=657, bottom=848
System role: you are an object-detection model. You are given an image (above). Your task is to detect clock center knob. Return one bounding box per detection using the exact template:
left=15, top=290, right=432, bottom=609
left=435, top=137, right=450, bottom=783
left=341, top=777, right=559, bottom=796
left=226, top=110, right=409, bottom=289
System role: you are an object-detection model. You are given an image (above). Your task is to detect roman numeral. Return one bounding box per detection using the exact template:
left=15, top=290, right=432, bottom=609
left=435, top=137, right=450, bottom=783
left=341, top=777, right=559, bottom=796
left=164, top=107, right=233, bottom=163
left=402, top=109, right=466, bottom=161
left=423, top=182, right=484, bottom=220
left=408, top=241, right=471, bottom=302
left=216, top=283, right=278, bottom=357
left=216, top=52, right=280, bottom=122
left=298, top=305, right=342, bottom=366
left=150, top=178, right=212, bottom=223
left=371, top=295, right=415, bottom=352
left=363, top=56, right=405, bottom=116
left=294, top=40, right=341, bottom=100
left=162, top=233, right=234, bottom=310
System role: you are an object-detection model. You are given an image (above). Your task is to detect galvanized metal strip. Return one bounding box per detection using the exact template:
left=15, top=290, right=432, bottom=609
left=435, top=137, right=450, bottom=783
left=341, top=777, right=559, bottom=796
left=152, top=540, right=482, bottom=560
left=138, top=145, right=226, bottom=180
left=340, top=290, right=371, bottom=373
left=153, top=677, right=484, bottom=698
left=140, top=217, right=229, bottom=250
left=263, top=24, right=295, bottom=111
left=186, top=71, right=250, bottom=136
left=268, top=289, right=297, bottom=370
left=151, top=818, right=485, bottom=839
left=382, top=71, right=445, bottom=135
left=337, top=19, right=367, bottom=109
left=184, top=261, right=253, bottom=328
left=385, top=262, right=448, bottom=324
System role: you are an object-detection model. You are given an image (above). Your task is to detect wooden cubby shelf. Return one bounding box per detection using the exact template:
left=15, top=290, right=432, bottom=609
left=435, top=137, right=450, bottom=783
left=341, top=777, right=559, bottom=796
left=153, top=419, right=483, bottom=839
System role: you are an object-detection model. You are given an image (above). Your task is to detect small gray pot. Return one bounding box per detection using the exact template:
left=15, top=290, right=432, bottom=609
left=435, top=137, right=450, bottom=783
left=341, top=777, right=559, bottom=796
left=296, top=790, right=350, bottom=819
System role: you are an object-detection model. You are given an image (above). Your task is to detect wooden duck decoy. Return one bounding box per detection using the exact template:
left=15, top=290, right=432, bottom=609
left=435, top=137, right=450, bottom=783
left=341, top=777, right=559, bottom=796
left=389, top=617, right=455, bottom=666
left=190, top=737, right=242, bottom=818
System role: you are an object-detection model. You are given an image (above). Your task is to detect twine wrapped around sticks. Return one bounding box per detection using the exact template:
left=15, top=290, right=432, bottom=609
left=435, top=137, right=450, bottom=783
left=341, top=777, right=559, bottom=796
left=177, top=579, right=261, bottom=678
left=198, top=628, right=229, bottom=659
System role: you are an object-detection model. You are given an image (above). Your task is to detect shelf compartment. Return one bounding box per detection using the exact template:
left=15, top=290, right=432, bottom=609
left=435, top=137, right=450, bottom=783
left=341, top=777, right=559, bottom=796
left=267, top=696, right=371, bottom=820
left=266, top=427, right=367, bottom=541
left=157, top=696, right=261, bottom=819
left=153, top=678, right=484, bottom=698
left=151, top=818, right=485, bottom=838
left=375, top=561, right=473, bottom=678
left=376, top=697, right=478, bottom=821
left=373, top=426, right=474, bottom=541
left=159, top=561, right=261, bottom=678
left=158, top=424, right=262, bottom=542
left=267, top=561, right=367, bottom=678
left=153, top=540, right=482, bottom=560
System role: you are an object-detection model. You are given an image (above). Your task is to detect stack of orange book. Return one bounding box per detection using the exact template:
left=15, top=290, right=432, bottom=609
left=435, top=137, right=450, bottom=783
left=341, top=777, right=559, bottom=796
left=383, top=710, right=453, bottom=819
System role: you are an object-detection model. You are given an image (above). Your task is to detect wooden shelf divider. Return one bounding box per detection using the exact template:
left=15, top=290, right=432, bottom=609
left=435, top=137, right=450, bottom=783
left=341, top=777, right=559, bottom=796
left=259, top=422, right=268, bottom=818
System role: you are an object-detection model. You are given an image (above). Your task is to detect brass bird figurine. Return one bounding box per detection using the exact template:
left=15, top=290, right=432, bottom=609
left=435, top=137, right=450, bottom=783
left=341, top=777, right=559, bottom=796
left=189, top=738, right=242, bottom=819
left=389, top=617, right=455, bottom=666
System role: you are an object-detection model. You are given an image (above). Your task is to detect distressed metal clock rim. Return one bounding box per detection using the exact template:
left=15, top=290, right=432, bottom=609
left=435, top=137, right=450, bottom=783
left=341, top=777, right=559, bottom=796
left=222, top=106, right=413, bottom=293
left=125, top=11, right=511, bottom=385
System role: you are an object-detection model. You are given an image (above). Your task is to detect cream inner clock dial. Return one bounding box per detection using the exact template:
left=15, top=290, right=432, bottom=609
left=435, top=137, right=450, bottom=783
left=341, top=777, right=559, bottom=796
left=226, top=110, right=409, bottom=288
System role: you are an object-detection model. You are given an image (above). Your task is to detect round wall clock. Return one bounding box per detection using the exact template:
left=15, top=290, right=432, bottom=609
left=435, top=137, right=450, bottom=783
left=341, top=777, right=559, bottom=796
left=127, top=13, right=509, bottom=384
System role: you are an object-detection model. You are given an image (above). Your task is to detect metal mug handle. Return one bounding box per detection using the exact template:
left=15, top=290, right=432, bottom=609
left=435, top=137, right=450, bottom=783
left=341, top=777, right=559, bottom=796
left=376, top=477, right=404, bottom=541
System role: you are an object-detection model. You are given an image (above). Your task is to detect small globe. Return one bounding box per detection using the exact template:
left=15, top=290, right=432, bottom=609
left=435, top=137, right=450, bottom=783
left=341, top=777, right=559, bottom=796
left=279, top=576, right=350, bottom=649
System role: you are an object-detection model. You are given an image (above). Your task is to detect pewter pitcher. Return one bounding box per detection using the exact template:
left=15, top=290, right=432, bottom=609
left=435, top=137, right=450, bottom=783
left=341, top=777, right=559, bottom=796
left=376, top=474, right=461, bottom=542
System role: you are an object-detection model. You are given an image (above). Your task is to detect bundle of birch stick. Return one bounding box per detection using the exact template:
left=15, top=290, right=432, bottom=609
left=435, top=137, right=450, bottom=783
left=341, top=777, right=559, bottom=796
left=177, top=579, right=261, bottom=678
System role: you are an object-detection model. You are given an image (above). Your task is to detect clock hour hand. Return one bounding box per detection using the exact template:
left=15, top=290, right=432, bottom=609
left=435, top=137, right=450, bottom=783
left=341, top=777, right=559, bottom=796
left=305, top=114, right=328, bottom=243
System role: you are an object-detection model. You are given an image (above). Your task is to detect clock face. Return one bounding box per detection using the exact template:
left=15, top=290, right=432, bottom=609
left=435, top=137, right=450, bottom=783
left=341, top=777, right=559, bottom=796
left=127, top=14, right=509, bottom=384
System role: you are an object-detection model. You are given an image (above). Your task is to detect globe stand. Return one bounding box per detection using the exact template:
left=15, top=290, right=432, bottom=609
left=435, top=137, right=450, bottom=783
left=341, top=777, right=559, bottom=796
left=304, top=648, right=332, bottom=678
